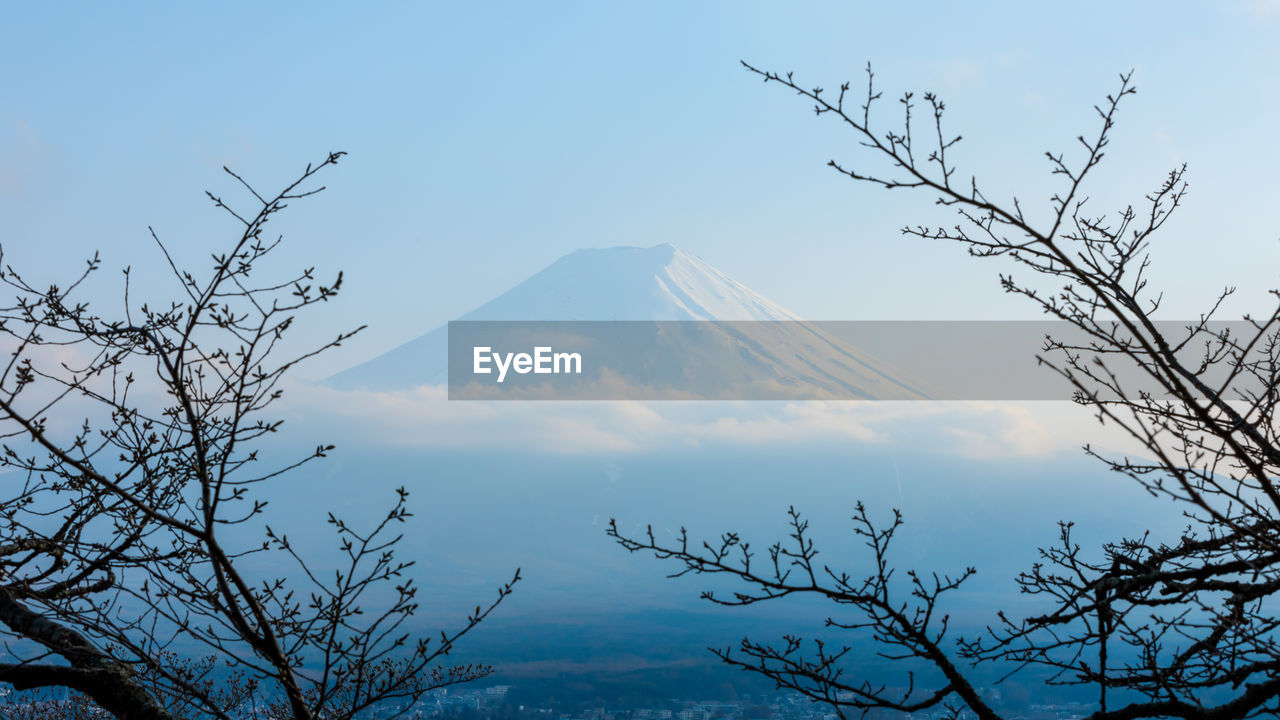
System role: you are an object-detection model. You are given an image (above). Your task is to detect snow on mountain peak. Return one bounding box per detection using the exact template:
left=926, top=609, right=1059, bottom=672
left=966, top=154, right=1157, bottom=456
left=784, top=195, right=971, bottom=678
left=324, top=244, right=808, bottom=391
left=457, top=244, right=798, bottom=322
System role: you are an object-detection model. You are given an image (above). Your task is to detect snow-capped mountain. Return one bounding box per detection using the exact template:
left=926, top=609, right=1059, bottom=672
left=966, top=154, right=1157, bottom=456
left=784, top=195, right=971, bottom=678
left=447, top=243, right=799, bottom=322
left=324, top=244, right=931, bottom=398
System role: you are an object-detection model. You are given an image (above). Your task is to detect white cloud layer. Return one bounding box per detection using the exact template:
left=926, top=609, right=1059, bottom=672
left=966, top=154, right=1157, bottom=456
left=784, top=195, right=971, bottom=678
left=282, top=381, right=1126, bottom=459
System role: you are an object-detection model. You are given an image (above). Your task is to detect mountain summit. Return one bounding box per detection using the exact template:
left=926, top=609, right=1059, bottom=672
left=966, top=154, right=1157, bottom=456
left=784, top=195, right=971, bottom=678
left=450, top=243, right=798, bottom=322
left=325, top=245, right=801, bottom=391
left=324, top=244, right=930, bottom=399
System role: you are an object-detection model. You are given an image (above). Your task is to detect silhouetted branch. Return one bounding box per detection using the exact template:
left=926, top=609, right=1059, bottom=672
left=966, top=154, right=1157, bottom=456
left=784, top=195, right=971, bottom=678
left=616, top=63, right=1280, bottom=720
left=0, top=153, right=518, bottom=718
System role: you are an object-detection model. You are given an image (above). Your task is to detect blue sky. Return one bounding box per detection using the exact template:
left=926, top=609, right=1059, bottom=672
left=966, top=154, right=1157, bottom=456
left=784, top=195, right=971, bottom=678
left=3, top=2, right=1279, bottom=378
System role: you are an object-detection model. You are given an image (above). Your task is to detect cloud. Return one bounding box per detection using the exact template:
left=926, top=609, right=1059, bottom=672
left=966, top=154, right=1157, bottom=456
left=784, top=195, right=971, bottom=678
left=0, top=118, right=47, bottom=197
left=1238, top=0, right=1280, bottom=18
left=281, top=381, right=1113, bottom=459
left=940, top=58, right=982, bottom=89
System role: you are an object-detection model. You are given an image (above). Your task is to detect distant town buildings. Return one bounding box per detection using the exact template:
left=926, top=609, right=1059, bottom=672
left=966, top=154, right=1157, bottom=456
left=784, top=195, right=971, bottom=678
left=389, top=684, right=1094, bottom=720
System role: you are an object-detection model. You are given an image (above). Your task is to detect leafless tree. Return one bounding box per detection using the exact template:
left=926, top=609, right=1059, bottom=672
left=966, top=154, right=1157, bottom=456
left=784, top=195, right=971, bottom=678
left=0, top=152, right=519, bottom=719
left=612, top=63, right=1280, bottom=720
